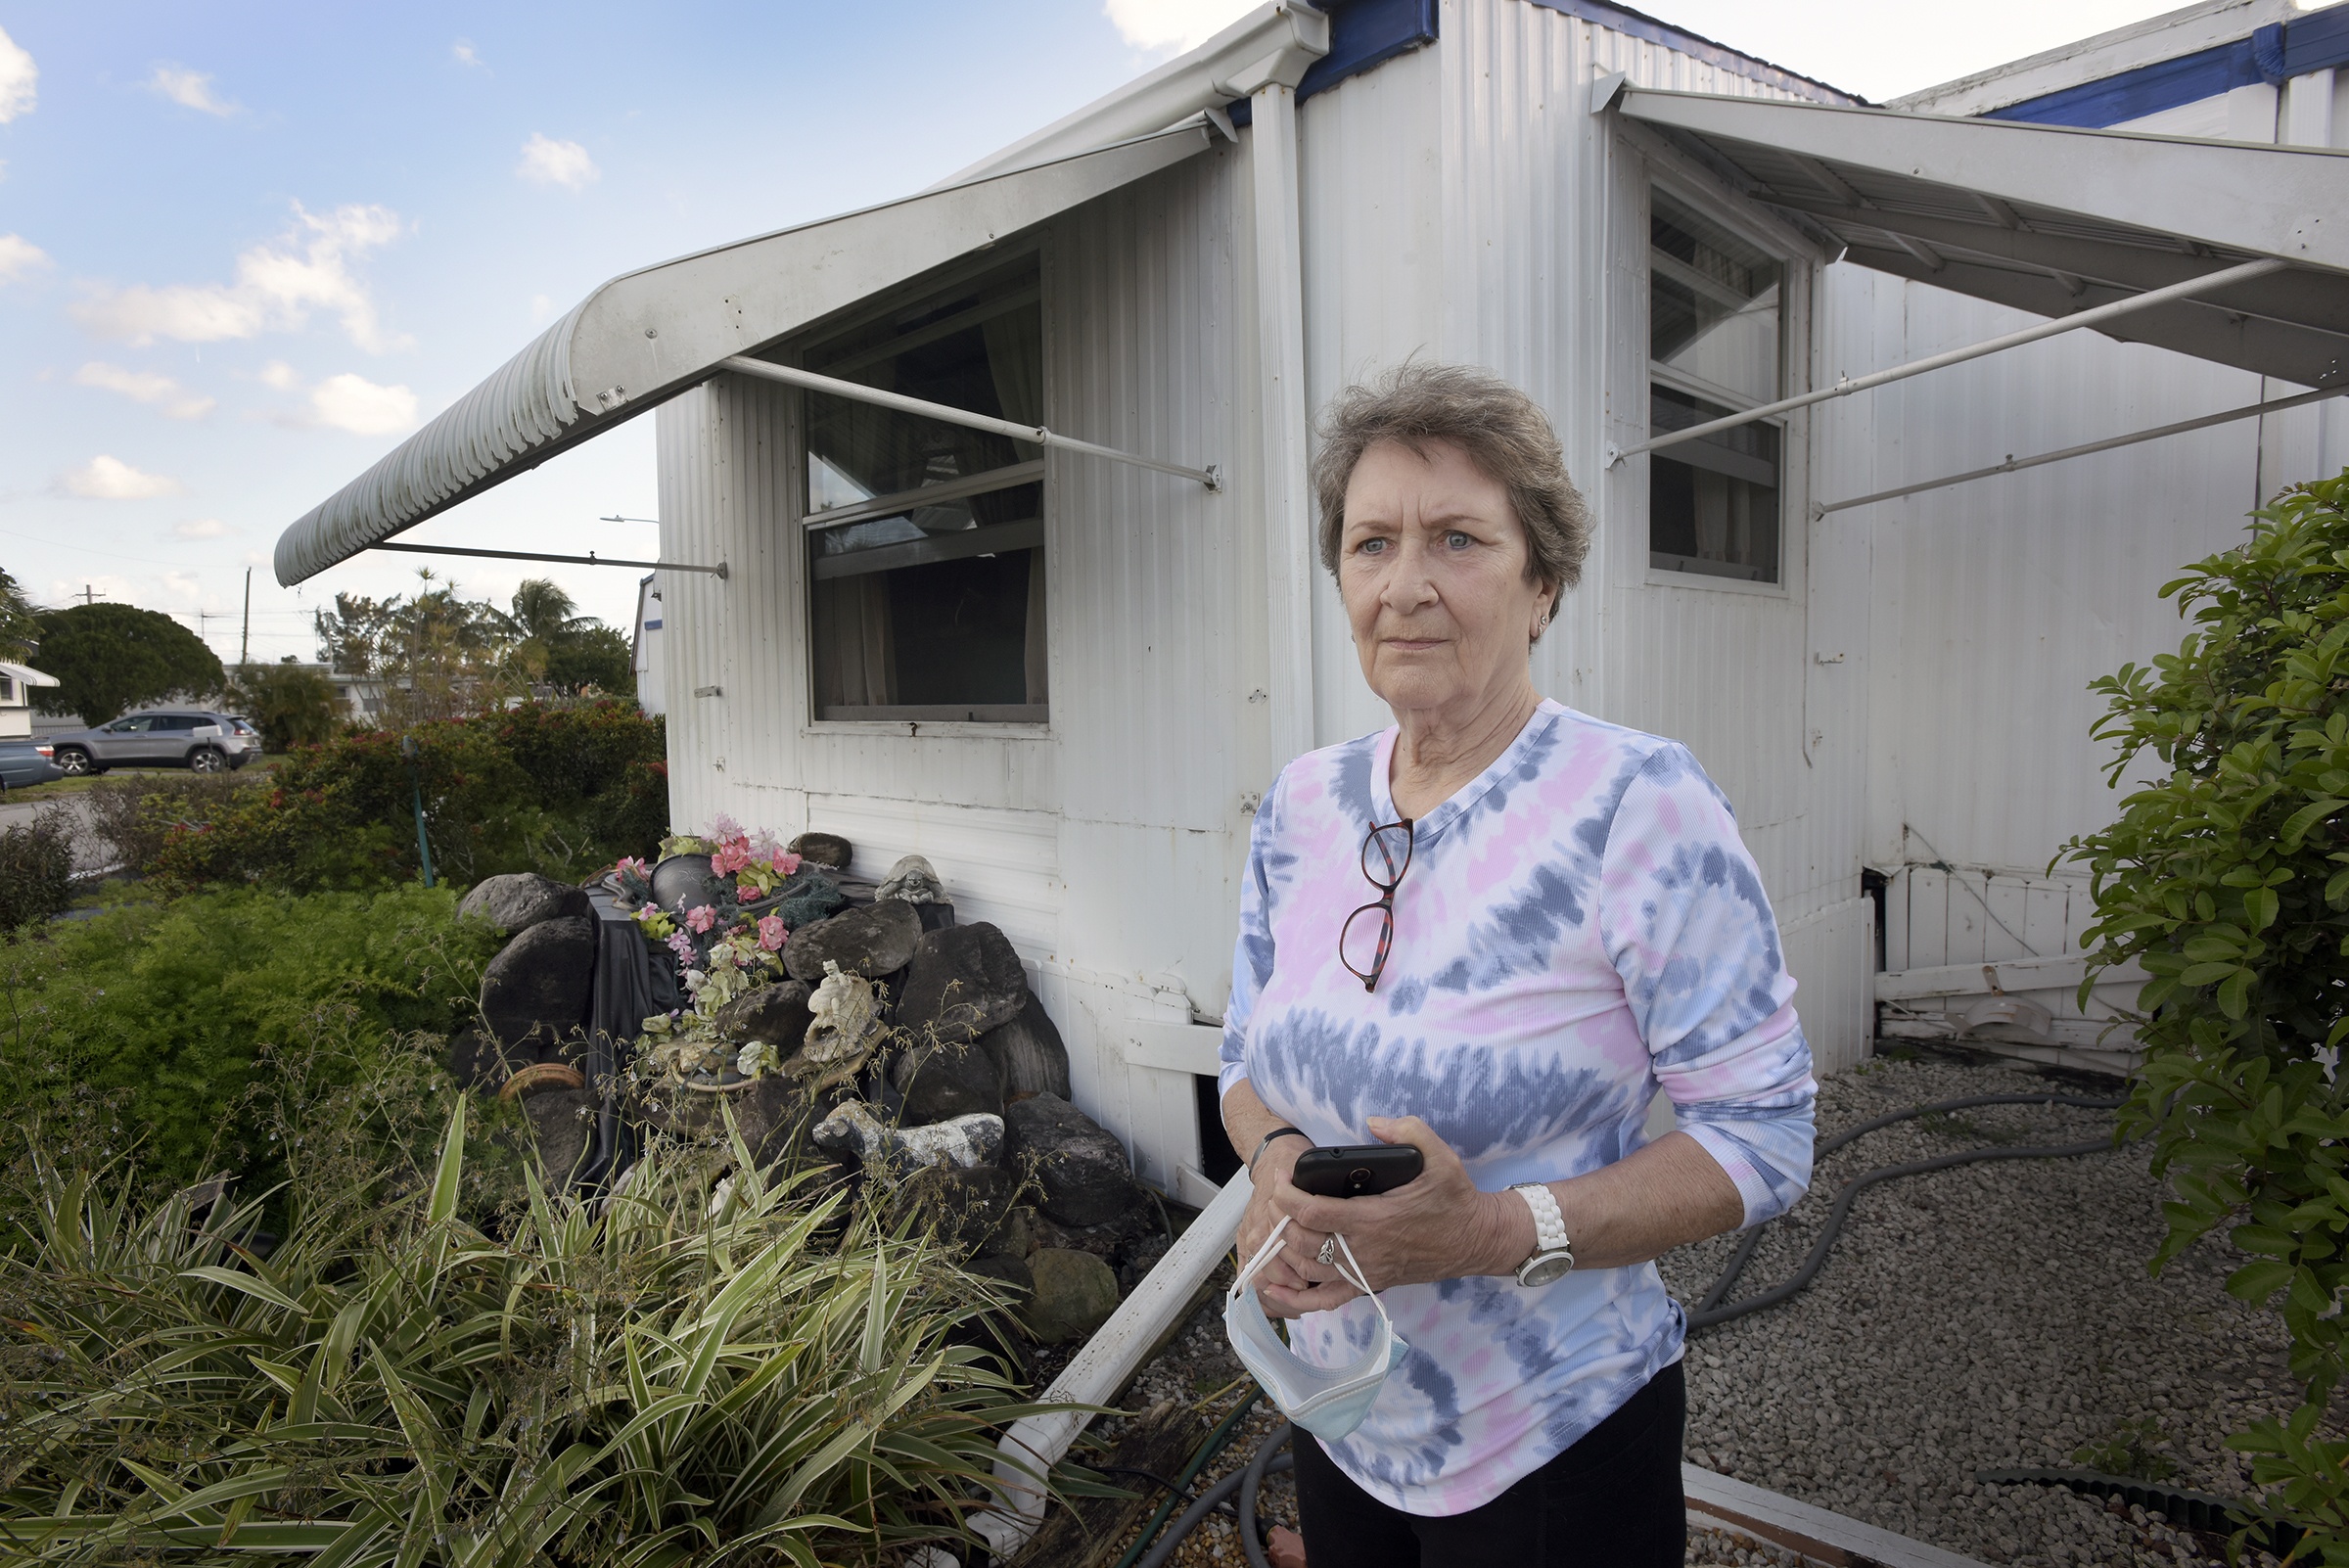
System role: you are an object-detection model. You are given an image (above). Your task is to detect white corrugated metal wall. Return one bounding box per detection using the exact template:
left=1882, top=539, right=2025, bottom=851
left=1815, top=58, right=2349, bottom=1050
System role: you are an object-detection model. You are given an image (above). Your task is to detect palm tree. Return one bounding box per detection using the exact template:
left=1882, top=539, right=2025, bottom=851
left=507, top=578, right=589, bottom=644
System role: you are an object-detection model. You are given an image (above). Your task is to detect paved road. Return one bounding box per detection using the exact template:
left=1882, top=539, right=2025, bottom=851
left=0, top=793, right=112, bottom=874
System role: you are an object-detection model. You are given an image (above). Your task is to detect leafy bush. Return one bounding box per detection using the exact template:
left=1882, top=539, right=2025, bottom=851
left=0, top=884, right=502, bottom=1194
left=85, top=770, right=253, bottom=876
left=0, top=806, right=74, bottom=933
left=2065, top=471, right=2349, bottom=1557
left=0, top=1099, right=1040, bottom=1567
left=225, top=660, right=343, bottom=752
left=115, top=699, right=668, bottom=892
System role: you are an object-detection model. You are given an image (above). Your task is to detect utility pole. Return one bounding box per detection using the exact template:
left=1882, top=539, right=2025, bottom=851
left=78, top=584, right=98, bottom=606
left=240, top=569, right=252, bottom=667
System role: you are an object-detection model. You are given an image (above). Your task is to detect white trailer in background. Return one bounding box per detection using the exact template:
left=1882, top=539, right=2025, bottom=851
left=274, top=0, right=2349, bottom=1193
left=630, top=574, right=667, bottom=719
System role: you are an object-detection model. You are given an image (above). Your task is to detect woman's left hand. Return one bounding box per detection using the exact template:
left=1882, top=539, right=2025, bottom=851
left=1257, top=1115, right=1523, bottom=1318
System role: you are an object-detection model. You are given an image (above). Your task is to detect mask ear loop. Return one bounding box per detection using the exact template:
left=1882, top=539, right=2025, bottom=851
left=1324, top=1231, right=1394, bottom=1334
left=1230, top=1216, right=1295, bottom=1301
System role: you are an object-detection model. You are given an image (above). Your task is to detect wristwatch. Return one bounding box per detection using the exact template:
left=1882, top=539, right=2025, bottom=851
left=1509, top=1182, right=1576, bottom=1287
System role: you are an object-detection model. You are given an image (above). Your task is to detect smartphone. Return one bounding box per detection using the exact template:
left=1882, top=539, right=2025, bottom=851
left=1291, top=1144, right=1424, bottom=1198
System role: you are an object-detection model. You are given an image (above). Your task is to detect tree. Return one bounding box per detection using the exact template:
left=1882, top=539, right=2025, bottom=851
left=227, top=659, right=343, bottom=752
left=0, top=567, right=39, bottom=663
left=2065, top=470, right=2349, bottom=1555
left=545, top=623, right=634, bottom=696
left=31, top=604, right=222, bottom=724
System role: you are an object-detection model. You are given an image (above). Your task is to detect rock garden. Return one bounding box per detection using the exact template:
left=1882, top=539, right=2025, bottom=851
left=450, top=817, right=1175, bottom=1360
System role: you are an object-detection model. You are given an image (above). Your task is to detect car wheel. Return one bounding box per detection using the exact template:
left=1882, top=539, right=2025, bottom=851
left=54, top=747, right=94, bottom=776
left=188, top=747, right=227, bottom=773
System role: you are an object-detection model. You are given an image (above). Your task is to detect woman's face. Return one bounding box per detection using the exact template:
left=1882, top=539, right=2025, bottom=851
left=1337, top=438, right=1551, bottom=722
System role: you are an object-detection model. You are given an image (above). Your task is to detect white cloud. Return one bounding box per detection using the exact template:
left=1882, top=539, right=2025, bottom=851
left=147, top=65, right=237, bottom=115
left=452, top=39, right=484, bottom=67
left=517, top=133, right=598, bottom=190
left=1103, top=0, right=1256, bottom=53
left=59, top=454, right=185, bottom=500
left=308, top=372, right=417, bottom=435
left=0, top=24, right=34, bottom=123
left=174, top=517, right=231, bottom=538
left=69, top=202, right=409, bottom=352
left=257, top=358, right=300, bottom=390
left=529, top=292, right=555, bottom=322
left=0, top=233, right=49, bottom=284
left=74, top=361, right=215, bottom=419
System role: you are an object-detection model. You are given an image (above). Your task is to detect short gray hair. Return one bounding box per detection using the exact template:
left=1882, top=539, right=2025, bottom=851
left=1312, top=362, right=1590, bottom=593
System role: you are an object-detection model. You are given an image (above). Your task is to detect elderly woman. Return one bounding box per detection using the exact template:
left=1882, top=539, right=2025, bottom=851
left=1218, top=363, right=1816, bottom=1564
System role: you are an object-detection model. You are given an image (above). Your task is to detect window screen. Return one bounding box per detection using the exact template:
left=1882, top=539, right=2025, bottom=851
left=799, top=255, right=1047, bottom=722
left=1648, top=189, right=1783, bottom=584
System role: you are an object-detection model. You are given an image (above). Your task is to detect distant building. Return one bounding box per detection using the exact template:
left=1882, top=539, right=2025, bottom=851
left=0, top=661, right=59, bottom=740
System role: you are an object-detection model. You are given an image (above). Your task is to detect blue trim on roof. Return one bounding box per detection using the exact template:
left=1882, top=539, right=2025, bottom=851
left=1226, top=0, right=1437, bottom=125
left=1524, top=0, right=1862, bottom=103
left=1985, top=6, right=2349, bottom=127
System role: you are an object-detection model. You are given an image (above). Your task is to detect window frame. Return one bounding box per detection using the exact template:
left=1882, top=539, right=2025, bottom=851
left=1637, top=171, right=1812, bottom=599
left=782, top=240, right=1055, bottom=732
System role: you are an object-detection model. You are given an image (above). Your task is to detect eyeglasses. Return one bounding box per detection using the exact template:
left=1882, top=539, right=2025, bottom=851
left=1339, top=818, right=1415, bottom=992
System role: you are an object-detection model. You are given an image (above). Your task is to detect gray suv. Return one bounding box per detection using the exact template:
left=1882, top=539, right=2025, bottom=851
left=49, top=710, right=260, bottom=775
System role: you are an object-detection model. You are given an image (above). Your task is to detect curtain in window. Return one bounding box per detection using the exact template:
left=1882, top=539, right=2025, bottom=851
left=811, top=576, right=896, bottom=708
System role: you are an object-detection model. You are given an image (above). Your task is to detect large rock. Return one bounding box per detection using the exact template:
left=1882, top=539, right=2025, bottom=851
left=522, top=1085, right=598, bottom=1184
left=891, top=1038, right=1005, bottom=1125
left=458, top=873, right=591, bottom=935
left=640, top=1075, right=821, bottom=1167
left=1005, top=1093, right=1141, bottom=1227
left=1022, top=1248, right=1121, bottom=1346
left=449, top=1024, right=532, bottom=1090
left=480, top=915, right=595, bottom=1051
left=983, top=992, right=1071, bottom=1101
left=784, top=900, right=923, bottom=984
left=788, top=831, right=853, bottom=871
left=714, top=980, right=814, bottom=1046
left=897, top=922, right=1027, bottom=1047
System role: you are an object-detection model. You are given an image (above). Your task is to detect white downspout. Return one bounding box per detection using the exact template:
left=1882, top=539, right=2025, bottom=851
left=1243, top=76, right=1319, bottom=770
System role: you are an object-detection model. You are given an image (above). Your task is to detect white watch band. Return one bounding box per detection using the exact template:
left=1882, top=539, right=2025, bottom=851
left=1511, top=1182, right=1571, bottom=1256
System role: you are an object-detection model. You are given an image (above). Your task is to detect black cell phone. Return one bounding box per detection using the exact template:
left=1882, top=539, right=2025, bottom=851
left=1291, top=1144, right=1424, bottom=1198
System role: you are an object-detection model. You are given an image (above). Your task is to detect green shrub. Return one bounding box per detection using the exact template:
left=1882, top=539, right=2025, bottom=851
left=225, top=661, right=343, bottom=752
left=0, top=806, right=74, bottom=933
left=128, top=699, right=668, bottom=892
left=0, top=884, right=502, bottom=1194
left=2065, top=470, right=2349, bottom=1558
left=0, top=1100, right=1041, bottom=1567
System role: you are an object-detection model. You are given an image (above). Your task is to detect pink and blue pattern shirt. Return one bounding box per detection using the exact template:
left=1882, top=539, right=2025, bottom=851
left=1220, top=699, right=1816, bottom=1516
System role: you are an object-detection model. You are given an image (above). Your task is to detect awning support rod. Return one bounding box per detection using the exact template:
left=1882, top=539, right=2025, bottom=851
left=1610, top=256, right=2289, bottom=465
left=1814, top=383, right=2347, bottom=516
left=368, top=540, right=729, bottom=578
left=717, top=354, right=1222, bottom=491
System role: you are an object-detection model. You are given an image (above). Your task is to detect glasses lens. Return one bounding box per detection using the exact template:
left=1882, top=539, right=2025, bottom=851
left=1340, top=900, right=1394, bottom=984
left=1361, top=822, right=1413, bottom=889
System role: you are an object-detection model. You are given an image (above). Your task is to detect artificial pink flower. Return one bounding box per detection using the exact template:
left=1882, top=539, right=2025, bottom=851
left=684, top=904, right=716, bottom=934
left=772, top=850, right=803, bottom=877
left=738, top=880, right=762, bottom=900
left=665, top=931, right=696, bottom=966
left=615, top=855, right=650, bottom=879
left=757, top=914, right=788, bottom=951
left=709, top=812, right=744, bottom=841
left=711, top=838, right=753, bottom=876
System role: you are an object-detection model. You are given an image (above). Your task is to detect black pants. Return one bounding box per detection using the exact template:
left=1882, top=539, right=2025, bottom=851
left=1291, top=1360, right=1685, bottom=1567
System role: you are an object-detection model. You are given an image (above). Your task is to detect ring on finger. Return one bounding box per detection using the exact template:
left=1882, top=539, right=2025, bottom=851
left=1316, top=1235, right=1339, bottom=1268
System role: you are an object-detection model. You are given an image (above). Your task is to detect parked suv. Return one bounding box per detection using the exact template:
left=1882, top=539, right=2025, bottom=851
left=0, top=738, right=65, bottom=790
left=48, top=710, right=260, bottom=775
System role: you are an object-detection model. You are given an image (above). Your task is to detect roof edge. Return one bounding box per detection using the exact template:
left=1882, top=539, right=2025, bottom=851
left=1891, top=0, right=2291, bottom=117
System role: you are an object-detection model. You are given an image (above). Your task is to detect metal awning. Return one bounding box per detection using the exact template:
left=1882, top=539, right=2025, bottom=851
left=272, top=124, right=1213, bottom=586
left=1614, top=87, right=2349, bottom=389
left=0, top=661, right=59, bottom=688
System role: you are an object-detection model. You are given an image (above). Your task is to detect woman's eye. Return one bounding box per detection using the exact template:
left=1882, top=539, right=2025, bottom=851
left=1358, top=538, right=1388, bottom=556
left=1446, top=530, right=1473, bottom=549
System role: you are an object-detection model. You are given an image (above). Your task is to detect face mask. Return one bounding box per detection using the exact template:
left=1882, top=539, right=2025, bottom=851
left=1223, top=1217, right=1407, bottom=1441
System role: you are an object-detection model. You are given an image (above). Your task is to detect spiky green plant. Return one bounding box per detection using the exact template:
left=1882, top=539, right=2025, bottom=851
left=0, top=1104, right=1052, bottom=1566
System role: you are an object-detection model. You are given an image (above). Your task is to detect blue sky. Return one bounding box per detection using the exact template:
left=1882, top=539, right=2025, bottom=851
left=0, top=0, right=2182, bottom=665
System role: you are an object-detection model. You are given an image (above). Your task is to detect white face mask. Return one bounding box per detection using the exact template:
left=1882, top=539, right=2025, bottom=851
left=1222, top=1217, right=1408, bottom=1441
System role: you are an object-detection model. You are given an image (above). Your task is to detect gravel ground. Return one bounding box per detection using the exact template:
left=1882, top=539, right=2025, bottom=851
left=1044, top=1047, right=2317, bottom=1567
left=1659, top=1047, right=2303, bottom=1568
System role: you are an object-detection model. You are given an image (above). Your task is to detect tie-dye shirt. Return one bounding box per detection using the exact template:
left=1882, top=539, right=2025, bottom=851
left=1219, top=699, right=1816, bottom=1516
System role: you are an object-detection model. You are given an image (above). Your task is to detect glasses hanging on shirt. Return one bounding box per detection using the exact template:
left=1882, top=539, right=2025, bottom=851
left=1339, top=818, right=1414, bottom=992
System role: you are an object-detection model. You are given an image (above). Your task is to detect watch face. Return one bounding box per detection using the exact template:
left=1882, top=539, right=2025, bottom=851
left=1519, top=1252, right=1574, bottom=1287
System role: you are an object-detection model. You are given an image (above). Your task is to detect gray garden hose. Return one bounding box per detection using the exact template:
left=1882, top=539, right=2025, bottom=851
left=1237, top=1422, right=1295, bottom=1568
left=1133, top=1445, right=1295, bottom=1568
